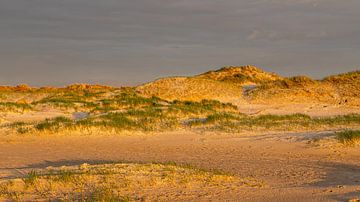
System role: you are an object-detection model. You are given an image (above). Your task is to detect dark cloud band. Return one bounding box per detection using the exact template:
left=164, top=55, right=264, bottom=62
left=0, top=0, right=359, bottom=86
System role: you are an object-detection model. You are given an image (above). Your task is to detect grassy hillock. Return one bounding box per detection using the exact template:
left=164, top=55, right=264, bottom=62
left=4, top=89, right=241, bottom=134
left=249, top=70, right=360, bottom=106
left=136, top=77, right=244, bottom=103
left=197, top=66, right=283, bottom=84
left=187, top=113, right=360, bottom=132
left=0, top=102, right=32, bottom=113
left=7, top=106, right=360, bottom=135
left=323, top=70, right=360, bottom=106
left=136, top=66, right=282, bottom=103
left=248, top=76, right=340, bottom=104
left=1, top=67, right=359, bottom=135
left=137, top=66, right=360, bottom=107
left=0, top=84, right=116, bottom=112
left=0, top=162, right=259, bottom=201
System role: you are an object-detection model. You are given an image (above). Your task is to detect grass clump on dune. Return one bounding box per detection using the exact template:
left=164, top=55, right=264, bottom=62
left=197, top=113, right=313, bottom=131
left=7, top=112, right=360, bottom=134
left=33, top=92, right=96, bottom=109
left=188, top=113, right=360, bottom=132
left=26, top=106, right=177, bottom=133
left=337, top=130, right=360, bottom=145
left=93, top=93, right=163, bottom=113
left=168, top=99, right=237, bottom=116
left=35, top=116, right=72, bottom=131
left=0, top=102, right=32, bottom=113
left=0, top=163, right=257, bottom=201
left=3, top=89, right=360, bottom=134
left=115, top=92, right=161, bottom=107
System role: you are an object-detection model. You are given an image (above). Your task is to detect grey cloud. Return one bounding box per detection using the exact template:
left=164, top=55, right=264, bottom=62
left=247, top=29, right=328, bottom=41
left=0, top=0, right=359, bottom=86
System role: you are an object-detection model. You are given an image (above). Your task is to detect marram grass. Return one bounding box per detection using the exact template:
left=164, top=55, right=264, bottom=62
left=0, top=163, right=263, bottom=201
left=337, top=130, right=360, bottom=145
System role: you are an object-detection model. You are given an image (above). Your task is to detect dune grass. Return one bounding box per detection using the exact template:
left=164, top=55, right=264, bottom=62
left=0, top=102, right=32, bottom=113
left=32, top=92, right=97, bottom=109
left=8, top=111, right=360, bottom=135
left=6, top=93, right=242, bottom=134
left=188, top=113, right=360, bottom=132
left=337, top=130, right=360, bottom=145
left=2, top=87, right=359, bottom=134
left=35, top=116, right=73, bottom=131
left=0, top=163, right=258, bottom=201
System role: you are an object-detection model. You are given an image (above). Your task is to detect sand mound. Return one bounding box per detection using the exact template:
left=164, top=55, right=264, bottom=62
left=136, top=77, right=244, bottom=103
left=136, top=66, right=360, bottom=106
left=196, top=65, right=283, bottom=84
left=0, top=84, right=32, bottom=92
left=137, top=66, right=360, bottom=106
left=136, top=66, right=282, bottom=103
left=65, top=84, right=113, bottom=91
left=249, top=72, right=360, bottom=106
left=324, top=70, right=360, bottom=83
left=1, top=67, right=359, bottom=109
left=249, top=77, right=340, bottom=105
left=323, top=71, right=360, bottom=106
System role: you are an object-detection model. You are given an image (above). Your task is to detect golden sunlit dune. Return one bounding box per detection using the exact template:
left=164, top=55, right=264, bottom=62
left=0, top=66, right=360, bottom=201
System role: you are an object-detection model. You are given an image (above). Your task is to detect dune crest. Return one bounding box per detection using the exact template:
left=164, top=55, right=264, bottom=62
left=136, top=66, right=360, bottom=108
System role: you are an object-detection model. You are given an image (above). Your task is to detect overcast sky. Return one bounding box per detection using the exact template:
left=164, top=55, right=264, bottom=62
left=0, top=0, right=359, bottom=86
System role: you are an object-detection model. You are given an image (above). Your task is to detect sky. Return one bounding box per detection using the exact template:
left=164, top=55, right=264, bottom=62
left=0, top=0, right=359, bottom=86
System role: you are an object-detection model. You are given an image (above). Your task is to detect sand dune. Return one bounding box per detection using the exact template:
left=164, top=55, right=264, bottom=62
left=0, top=66, right=359, bottom=201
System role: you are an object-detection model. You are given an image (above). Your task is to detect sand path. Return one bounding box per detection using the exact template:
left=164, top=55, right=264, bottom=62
left=1, top=131, right=360, bottom=201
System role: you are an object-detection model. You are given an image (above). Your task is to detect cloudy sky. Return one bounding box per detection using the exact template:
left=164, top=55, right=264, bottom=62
left=0, top=0, right=359, bottom=86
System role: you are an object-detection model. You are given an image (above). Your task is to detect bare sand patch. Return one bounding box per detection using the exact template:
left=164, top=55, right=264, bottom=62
left=1, top=131, right=360, bottom=201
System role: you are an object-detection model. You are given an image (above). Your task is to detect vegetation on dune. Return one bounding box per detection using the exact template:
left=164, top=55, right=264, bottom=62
left=7, top=94, right=240, bottom=134
left=0, top=102, right=32, bottom=113
left=0, top=84, right=116, bottom=111
left=336, top=130, right=360, bottom=145
left=1, top=67, right=359, bottom=111
left=198, top=66, right=282, bottom=84
left=323, top=70, right=360, bottom=83
left=93, top=92, right=163, bottom=113
left=281, top=76, right=317, bottom=88
left=323, top=70, right=360, bottom=106
left=136, top=76, right=246, bottom=103
left=188, top=113, right=360, bottom=132
left=251, top=76, right=319, bottom=92
left=1, top=68, right=359, bottom=134
left=249, top=70, right=360, bottom=106
left=9, top=109, right=360, bottom=134
left=32, top=91, right=104, bottom=110
left=0, top=163, right=258, bottom=201
left=169, top=99, right=237, bottom=115
left=0, top=84, right=32, bottom=92
left=34, top=116, right=73, bottom=131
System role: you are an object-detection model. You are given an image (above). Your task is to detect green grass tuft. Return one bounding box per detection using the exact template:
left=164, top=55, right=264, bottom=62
left=0, top=102, right=32, bottom=112
left=23, top=170, right=38, bottom=186
left=35, top=116, right=72, bottom=131
left=337, top=130, right=360, bottom=145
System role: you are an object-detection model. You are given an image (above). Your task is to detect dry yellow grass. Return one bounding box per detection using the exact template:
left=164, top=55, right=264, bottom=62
left=249, top=77, right=341, bottom=105
left=0, top=163, right=262, bottom=201
left=323, top=70, right=360, bottom=106
left=136, top=77, right=244, bottom=103
left=137, top=66, right=360, bottom=107
left=249, top=72, right=360, bottom=107
left=136, top=66, right=282, bottom=104
left=1, top=67, right=359, bottom=108
left=196, top=65, right=283, bottom=84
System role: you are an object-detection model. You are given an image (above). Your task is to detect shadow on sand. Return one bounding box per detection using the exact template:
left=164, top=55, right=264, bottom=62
left=1, top=159, right=178, bottom=180
left=0, top=159, right=122, bottom=180
left=309, top=161, right=360, bottom=201
left=1, top=158, right=360, bottom=201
